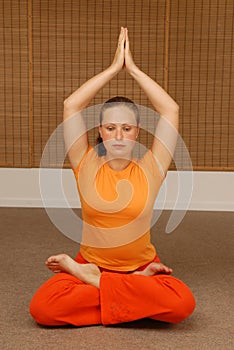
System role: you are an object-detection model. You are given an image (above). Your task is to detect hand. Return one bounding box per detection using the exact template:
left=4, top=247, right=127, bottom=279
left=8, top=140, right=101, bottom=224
left=110, top=27, right=125, bottom=73
left=124, top=28, right=138, bottom=74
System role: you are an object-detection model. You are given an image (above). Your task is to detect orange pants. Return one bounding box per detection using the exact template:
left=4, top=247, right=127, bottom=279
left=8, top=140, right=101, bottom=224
left=30, top=253, right=195, bottom=326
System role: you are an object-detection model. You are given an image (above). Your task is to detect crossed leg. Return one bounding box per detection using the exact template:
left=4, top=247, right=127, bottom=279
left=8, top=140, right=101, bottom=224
left=45, top=253, right=173, bottom=281
left=30, top=254, right=195, bottom=326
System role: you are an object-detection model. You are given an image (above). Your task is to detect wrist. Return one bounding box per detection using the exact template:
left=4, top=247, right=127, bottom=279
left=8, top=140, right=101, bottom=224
left=108, top=63, right=122, bottom=76
left=127, top=64, right=141, bottom=77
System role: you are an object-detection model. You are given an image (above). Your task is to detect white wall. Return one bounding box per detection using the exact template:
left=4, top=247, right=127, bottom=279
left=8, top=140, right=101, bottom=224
left=0, top=168, right=233, bottom=211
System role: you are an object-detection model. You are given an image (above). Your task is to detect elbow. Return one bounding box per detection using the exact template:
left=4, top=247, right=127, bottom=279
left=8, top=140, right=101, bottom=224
left=63, top=95, right=77, bottom=110
left=63, top=98, right=71, bottom=111
left=63, top=100, right=70, bottom=120
left=172, top=103, right=179, bottom=126
left=173, top=102, right=179, bottom=116
left=166, top=103, right=179, bottom=130
left=164, top=101, right=179, bottom=119
left=63, top=98, right=84, bottom=119
left=63, top=99, right=76, bottom=120
left=173, top=104, right=179, bottom=129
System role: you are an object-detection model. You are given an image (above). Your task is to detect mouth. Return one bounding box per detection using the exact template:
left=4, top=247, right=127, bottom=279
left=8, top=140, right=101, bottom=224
left=112, top=144, right=126, bottom=148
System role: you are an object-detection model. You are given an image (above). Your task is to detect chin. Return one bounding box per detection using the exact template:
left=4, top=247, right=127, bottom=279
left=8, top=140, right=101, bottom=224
left=107, top=148, right=133, bottom=159
left=104, top=141, right=135, bottom=158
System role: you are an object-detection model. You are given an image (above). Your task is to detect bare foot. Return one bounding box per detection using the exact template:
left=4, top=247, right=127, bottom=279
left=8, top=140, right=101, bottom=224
left=133, top=262, right=173, bottom=276
left=45, top=254, right=101, bottom=288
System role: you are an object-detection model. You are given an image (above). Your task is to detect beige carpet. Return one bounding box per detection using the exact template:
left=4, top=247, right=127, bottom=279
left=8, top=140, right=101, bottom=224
left=0, top=208, right=233, bottom=350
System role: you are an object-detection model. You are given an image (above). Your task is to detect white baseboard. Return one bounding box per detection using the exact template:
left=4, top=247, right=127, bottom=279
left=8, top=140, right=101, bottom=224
left=0, top=168, right=233, bottom=211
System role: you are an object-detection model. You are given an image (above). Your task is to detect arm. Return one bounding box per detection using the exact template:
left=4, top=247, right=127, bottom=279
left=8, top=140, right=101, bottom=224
left=64, top=27, right=126, bottom=169
left=124, top=29, right=179, bottom=176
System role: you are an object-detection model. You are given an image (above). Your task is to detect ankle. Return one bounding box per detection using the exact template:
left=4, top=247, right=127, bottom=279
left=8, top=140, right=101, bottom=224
left=87, top=275, right=101, bottom=289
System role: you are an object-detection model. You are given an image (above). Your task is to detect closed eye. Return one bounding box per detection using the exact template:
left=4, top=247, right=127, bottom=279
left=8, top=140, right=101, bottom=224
left=123, top=127, right=131, bottom=132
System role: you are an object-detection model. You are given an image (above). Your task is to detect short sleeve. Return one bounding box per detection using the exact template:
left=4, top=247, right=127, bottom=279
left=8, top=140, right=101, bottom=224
left=139, top=150, right=165, bottom=182
left=73, top=146, right=95, bottom=181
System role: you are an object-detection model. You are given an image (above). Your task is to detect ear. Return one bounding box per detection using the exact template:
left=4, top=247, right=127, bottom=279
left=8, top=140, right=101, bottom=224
left=98, top=124, right=103, bottom=138
left=136, top=126, right=140, bottom=138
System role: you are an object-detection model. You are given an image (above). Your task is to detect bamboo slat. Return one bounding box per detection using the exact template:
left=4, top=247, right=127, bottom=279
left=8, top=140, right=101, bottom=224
left=0, top=0, right=233, bottom=170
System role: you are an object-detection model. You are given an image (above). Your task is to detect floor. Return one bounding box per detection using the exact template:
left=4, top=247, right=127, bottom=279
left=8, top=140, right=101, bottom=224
left=1, top=208, right=233, bottom=350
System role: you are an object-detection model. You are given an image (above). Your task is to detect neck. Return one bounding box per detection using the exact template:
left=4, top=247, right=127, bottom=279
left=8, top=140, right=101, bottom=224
left=105, top=155, right=132, bottom=171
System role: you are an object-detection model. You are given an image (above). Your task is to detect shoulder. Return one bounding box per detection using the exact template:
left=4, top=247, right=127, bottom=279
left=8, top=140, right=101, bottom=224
left=73, top=146, right=99, bottom=178
left=138, top=149, right=165, bottom=181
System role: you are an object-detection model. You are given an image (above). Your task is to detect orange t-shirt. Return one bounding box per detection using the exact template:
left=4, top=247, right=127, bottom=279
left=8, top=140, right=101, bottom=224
left=73, top=147, right=164, bottom=271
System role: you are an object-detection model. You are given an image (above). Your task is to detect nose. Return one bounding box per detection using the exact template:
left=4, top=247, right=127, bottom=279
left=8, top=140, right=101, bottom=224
left=115, top=127, right=123, bottom=140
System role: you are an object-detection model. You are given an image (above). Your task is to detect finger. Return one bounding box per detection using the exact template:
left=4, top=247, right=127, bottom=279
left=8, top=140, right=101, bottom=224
left=164, top=267, right=173, bottom=274
left=118, top=27, right=125, bottom=44
left=46, top=256, right=56, bottom=263
left=49, top=267, right=61, bottom=273
left=123, top=27, right=127, bottom=41
left=125, top=27, right=128, bottom=38
left=125, top=28, right=129, bottom=49
left=160, top=264, right=172, bottom=273
left=46, top=262, right=59, bottom=267
left=45, top=260, right=51, bottom=266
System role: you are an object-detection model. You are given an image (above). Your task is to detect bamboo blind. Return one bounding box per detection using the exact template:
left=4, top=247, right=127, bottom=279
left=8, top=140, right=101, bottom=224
left=0, top=0, right=30, bottom=167
left=168, top=0, right=234, bottom=170
left=0, top=0, right=233, bottom=170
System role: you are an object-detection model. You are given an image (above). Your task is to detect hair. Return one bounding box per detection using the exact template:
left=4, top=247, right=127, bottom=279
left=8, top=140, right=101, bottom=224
left=97, top=96, right=140, bottom=156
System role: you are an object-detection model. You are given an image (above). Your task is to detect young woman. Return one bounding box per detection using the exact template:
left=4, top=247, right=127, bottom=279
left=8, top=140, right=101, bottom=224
left=30, top=28, right=195, bottom=326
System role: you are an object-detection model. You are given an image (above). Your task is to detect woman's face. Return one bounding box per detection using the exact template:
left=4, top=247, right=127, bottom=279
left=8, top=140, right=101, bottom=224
left=99, top=105, right=140, bottom=158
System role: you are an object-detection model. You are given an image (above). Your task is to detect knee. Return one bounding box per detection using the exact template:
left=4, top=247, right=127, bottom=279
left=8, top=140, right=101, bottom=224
left=170, top=287, right=196, bottom=324
left=29, top=292, right=51, bottom=326
left=29, top=289, right=65, bottom=326
left=29, top=294, right=43, bottom=325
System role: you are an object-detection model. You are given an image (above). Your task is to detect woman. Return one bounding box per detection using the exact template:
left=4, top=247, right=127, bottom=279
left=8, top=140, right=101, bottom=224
left=30, top=27, right=195, bottom=326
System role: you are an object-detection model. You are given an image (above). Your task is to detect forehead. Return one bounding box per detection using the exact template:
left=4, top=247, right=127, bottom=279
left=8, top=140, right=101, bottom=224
left=102, top=106, right=137, bottom=125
